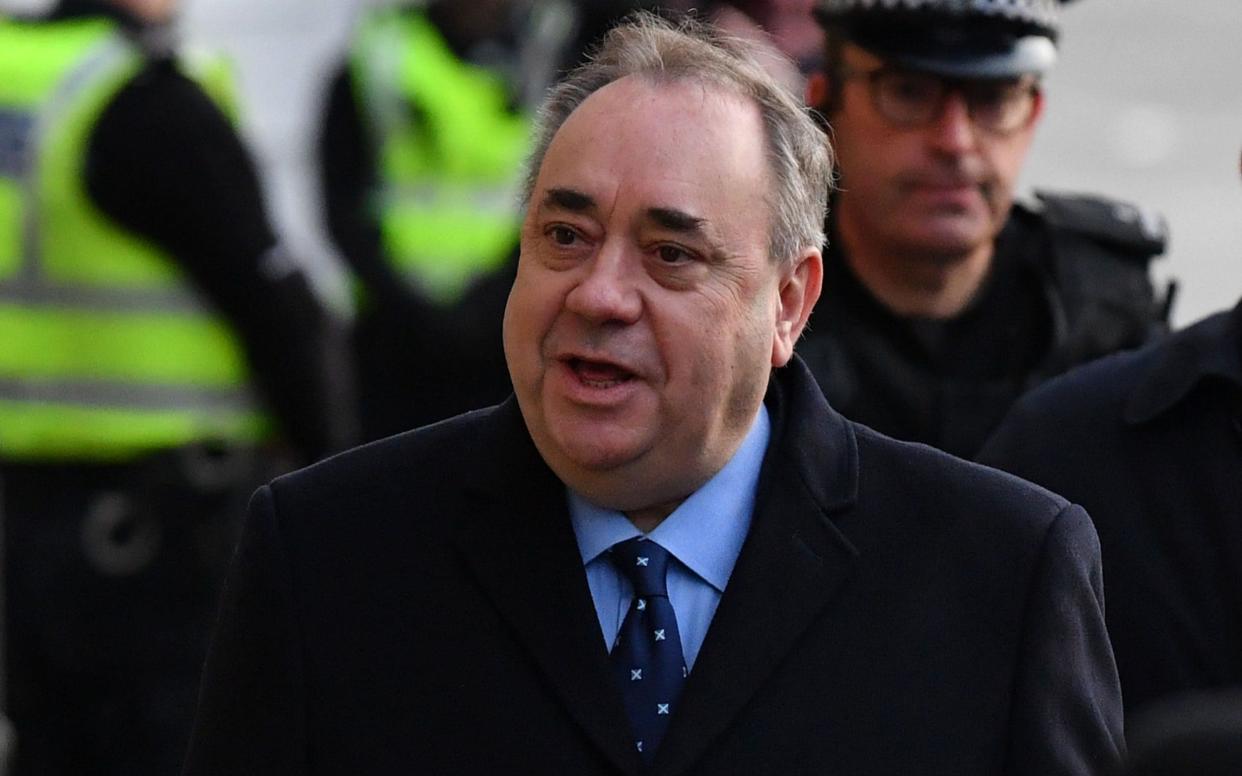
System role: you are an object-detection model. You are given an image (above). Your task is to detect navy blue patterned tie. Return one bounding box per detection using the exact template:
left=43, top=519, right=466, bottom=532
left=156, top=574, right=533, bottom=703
left=608, top=537, right=687, bottom=763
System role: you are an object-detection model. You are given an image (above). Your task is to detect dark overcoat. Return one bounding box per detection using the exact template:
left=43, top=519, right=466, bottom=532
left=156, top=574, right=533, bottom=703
left=980, top=301, right=1242, bottom=719
left=184, top=358, right=1122, bottom=775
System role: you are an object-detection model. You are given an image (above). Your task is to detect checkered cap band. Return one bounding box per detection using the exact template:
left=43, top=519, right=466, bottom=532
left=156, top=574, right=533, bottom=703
left=816, top=0, right=1061, bottom=32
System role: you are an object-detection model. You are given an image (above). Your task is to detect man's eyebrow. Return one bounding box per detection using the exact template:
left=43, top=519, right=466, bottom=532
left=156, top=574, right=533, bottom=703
left=539, top=187, right=597, bottom=214
left=645, top=207, right=708, bottom=236
left=646, top=207, right=735, bottom=263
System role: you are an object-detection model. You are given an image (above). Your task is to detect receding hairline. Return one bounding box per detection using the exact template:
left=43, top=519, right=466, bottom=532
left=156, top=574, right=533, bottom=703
left=526, top=70, right=771, bottom=191
left=527, top=74, right=774, bottom=228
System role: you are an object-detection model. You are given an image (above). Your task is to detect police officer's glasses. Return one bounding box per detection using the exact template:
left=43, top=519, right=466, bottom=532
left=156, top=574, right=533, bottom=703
left=841, top=67, right=1041, bottom=135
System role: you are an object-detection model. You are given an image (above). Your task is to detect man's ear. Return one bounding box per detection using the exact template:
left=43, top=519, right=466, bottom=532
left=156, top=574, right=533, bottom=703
left=805, top=71, right=831, bottom=113
left=1029, top=87, right=1047, bottom=129
left=771, top=249, right=823, bottom=368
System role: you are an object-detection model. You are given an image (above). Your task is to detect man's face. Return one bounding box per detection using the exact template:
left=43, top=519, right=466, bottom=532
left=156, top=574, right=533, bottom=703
left=824, top=43, right=1042, bottom=260
left=112, top=0, right=176, bottom=23
left=504, top=76, right=819, bottom=518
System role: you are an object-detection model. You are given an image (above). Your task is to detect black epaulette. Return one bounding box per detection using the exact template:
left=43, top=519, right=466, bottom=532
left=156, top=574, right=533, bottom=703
left=1029, top=190, right=1168, bottom=260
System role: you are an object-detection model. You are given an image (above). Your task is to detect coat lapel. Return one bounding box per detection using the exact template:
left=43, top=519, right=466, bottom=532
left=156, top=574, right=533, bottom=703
left=451, top=398, right=642, bottom=775
left=653, top=359, right=862, bottom=776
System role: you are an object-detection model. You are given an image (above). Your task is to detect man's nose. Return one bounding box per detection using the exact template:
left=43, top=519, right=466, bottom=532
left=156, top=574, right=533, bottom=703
left=563, top=242, right=643, bottom=325
left=926, top=91, right=977, bottom=154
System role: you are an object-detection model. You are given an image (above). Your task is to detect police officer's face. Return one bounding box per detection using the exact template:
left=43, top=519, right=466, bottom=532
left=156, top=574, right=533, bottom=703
left=823, top=44, right=1042, bottom=262
left=504, top=76, right=820, bottom=524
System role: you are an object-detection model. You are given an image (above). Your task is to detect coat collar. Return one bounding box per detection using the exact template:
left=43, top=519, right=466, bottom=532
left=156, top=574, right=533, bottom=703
left=455, top=358, right=861, bottom=775
left=652, top=356, right=860, bottom=775
left=1123, top=299, right=1242, bottom=426
left=453, top=396, right=645, bottom=773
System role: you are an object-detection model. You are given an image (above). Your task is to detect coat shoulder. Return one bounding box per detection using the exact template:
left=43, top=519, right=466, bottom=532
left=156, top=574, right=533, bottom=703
left=996, top=308, right=1222, bottom=436
left=1025, top=190, right=1167, bottom=260
left=850, top=421, right=1071, bottom=534
left=264, top=404, right=504, bottom=522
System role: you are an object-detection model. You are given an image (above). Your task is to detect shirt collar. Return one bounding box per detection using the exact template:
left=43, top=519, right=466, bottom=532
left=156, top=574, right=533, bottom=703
left=1123, top=299, right=1242, bottom=425
left=568, top=405, right=770, bottom=593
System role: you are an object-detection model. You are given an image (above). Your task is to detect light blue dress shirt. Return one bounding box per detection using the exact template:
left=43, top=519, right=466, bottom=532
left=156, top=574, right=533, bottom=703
left=568, top=406, right=770, bottom=671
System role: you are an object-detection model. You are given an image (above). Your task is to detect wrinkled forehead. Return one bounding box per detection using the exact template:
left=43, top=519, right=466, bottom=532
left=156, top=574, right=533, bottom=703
left=554, top=74, right=760, bottom=150
left=530, top=76, right=774, bottom=250
left=536, top=75, right=769, bottom=194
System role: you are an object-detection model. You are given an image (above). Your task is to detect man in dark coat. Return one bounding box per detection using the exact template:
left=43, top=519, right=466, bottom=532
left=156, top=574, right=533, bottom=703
left=980, top=297, right=1242, bottom=721
left=185, top=14, right=1122, bottom=775
left=798, top=0, right=1169, bottom=458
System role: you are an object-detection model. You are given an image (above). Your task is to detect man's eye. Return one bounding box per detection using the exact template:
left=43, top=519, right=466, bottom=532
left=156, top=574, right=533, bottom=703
left=657, top=245, right=691, bottom=264
left=969, top=86, right=1011, bottom=111
left=887, top=75, right=939, bottom=104
left=550, top=226, right=578, bottom=246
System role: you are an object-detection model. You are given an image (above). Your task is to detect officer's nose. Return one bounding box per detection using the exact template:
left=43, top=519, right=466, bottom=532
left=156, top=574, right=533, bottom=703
left=927, top=91, right=977, bottom=155
left=563, top=241, right=642, bottom=326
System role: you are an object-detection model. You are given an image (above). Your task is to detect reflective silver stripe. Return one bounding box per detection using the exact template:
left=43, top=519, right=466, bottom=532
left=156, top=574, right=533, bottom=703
left=380, top=181, right=521, bottom=216
left=0, top=376, right=260, bottom=416
left=0, top=107, right=35, bottom=178
left=0, top=277, right=210, bottom=316
left=20, top=34, right=136, bottom=281
left=516, top=0, right=576, bottom=110
left=356, top=14, right=410, bottom=142
left=816, top=0, right=1059, bottom=27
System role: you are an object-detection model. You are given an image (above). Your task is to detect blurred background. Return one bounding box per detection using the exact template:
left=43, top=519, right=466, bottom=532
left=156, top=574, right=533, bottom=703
left=1, top=1, right=1239, bottom=772
left=97, top=0, right=1240, bottom=327
left=1023, top=0, right=1242, bottom=327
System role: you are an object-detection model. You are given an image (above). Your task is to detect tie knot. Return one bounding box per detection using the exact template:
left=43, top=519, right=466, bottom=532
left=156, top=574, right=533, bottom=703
left=608, top=537, right=672, bottom=597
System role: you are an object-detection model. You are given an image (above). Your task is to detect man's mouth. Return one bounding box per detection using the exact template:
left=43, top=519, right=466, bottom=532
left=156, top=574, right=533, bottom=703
left=566, top=357, right=636, bottom=389
left=911, top=176, right=978, bottom=192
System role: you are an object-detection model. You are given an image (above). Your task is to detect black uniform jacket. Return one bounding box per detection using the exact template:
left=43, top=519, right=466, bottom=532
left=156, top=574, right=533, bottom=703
left=798, top=192, right=1168, bottom=459
left=980, top=300, right=1242, bottom=721
left=184, top=358, right=1122, bottom=775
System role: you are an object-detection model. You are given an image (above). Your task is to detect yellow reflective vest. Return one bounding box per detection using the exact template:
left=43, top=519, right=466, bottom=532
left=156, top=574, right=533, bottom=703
left=350, top=9, right=531, bottom=304
left=0, top=17, right=270, bottom=461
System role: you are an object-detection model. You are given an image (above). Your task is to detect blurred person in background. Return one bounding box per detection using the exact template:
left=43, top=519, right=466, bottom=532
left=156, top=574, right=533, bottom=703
left=979, top=149, right=1242, bottom=725
left=798, top=0, right=1171, bottom=458
left=1112, top=691, right=1242, bottom=776
left=319, top=0, right=555, bottom=439
left=712, top=0, right=819, bottom=94
left=0, top=0, right=355, bottom=772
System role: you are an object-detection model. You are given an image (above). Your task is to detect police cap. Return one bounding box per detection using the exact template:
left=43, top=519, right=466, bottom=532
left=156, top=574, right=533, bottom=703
left=814, top=0, right=1067, bottom=79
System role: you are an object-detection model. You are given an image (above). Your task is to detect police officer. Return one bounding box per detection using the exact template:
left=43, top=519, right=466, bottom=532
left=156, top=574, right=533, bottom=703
left=320, top=0, right=556, bottom=440
left=798, top=0, right=1170, bottom=458
left=0, top=0, right=355, bottom=773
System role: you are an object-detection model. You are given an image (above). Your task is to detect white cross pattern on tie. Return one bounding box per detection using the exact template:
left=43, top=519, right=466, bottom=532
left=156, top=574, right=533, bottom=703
left=608, top=535, right=685, bottom=763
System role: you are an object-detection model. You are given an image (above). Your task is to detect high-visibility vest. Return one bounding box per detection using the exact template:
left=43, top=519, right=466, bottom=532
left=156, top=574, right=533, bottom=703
left=350, top=9, right=531, bottom=304
left=0, top=17, right=271, bottom=462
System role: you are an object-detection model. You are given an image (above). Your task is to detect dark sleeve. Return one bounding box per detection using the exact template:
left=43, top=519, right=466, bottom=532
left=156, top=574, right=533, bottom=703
left=86, top=58, right=356, bottom=461
left=183, top=486, right=307, bottom=774
left=317, top=62, right=416, bottom=310
left=1004, top=503, right=1125, bottom=775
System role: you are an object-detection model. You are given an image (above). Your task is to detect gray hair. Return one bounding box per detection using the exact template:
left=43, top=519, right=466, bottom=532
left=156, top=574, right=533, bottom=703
left=522, top=12, right=834, bottom=264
